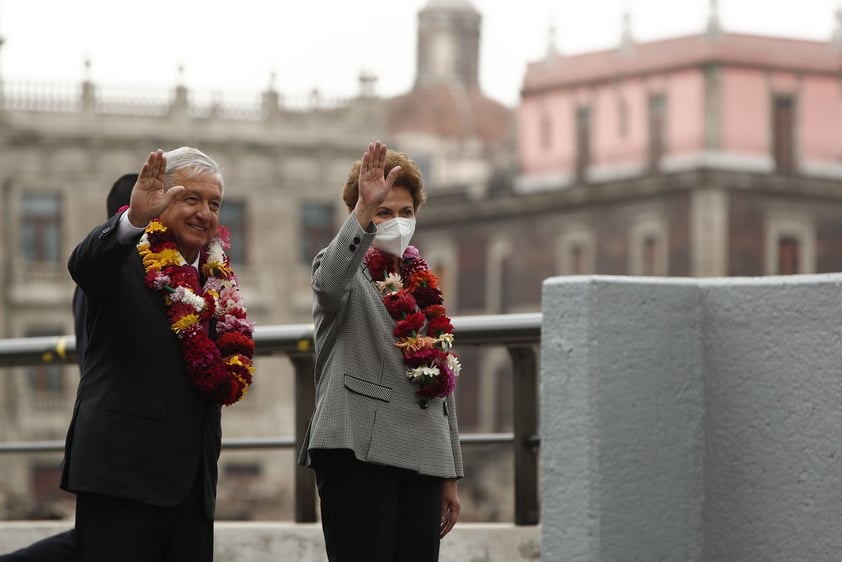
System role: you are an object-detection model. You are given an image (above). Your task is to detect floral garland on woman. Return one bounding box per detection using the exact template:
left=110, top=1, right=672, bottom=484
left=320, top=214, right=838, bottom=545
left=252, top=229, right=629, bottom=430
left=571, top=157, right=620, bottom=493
left=137, top=219, right=254, bottom=406
left=365, top=245, right=461, bottom=399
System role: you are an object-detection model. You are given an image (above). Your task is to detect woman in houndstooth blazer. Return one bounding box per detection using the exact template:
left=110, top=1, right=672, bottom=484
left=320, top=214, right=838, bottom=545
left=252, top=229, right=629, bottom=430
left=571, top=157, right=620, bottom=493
left=299, top=141, right=463, bottom=562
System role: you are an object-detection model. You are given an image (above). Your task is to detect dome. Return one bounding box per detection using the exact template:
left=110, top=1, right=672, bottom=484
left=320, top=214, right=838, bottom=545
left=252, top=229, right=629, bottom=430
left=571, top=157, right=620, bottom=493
left=386, top=84, right=512, bottom=145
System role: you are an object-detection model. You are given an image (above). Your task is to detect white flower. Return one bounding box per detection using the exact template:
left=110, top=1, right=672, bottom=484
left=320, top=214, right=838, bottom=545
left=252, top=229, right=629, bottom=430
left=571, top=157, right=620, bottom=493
left=445, top=354, right=462, bottom=377
left=206, top=240, right=224, bottom=267
left=437, top=332, right=455, bottom=351
left=170, top=286, right=206, bottom=311
left=406, top=365, right=439, bottom=381
left=376, top=273, right=404, bottom=294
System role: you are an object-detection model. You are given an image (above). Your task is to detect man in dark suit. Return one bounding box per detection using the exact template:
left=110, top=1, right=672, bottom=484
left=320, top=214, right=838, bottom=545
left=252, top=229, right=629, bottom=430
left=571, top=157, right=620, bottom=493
left=73, top=173, right=137, bottom=367
left=0, top=174, right=136, bottom=562
left=62, top=147, right=253, bottom=562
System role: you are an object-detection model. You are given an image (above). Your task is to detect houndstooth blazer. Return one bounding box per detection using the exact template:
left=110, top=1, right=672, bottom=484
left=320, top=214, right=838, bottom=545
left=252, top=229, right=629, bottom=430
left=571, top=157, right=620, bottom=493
left=298, top=213, right=464, bottom=479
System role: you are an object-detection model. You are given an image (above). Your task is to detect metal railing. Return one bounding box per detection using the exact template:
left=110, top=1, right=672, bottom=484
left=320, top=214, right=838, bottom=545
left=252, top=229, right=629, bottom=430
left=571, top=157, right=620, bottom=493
left=0, top=313, right=542, bottom=525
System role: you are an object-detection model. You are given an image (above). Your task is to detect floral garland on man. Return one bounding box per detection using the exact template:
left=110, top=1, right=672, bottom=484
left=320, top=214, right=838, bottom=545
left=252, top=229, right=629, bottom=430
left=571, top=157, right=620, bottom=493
left=137, top=218, right=254, bottom=406
left=365, top=245, right=461, bottom=398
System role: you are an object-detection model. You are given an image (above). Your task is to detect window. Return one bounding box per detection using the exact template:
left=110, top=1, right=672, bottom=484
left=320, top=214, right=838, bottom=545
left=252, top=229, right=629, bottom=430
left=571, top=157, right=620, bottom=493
left=648, top=94, right=667, bottom=171
left=558, top=232, right=595, bottom=275
left=540, top=113, right=552, bottom=150
left=21, top=193, right=61, bottom=263
left=641, top=235, right=658, bottom=276
left=773, top=95, right=796, bottom=174
left=575, top=106, right=592, bottom=181
left=499, top=253, right=513, bottom=313
left=25, top=327, right=64, bottom=394
left=777, top=236, right=799, bottom=275
left=630, top=220, right=668, bottom=276
left=570, top=244, right=586, bottom=275
left=300, top=202, right=335, bottom=266
left=618, top=96, right=629, bottom=139
left=457, top=234, right=487, bottom=311
left=764, top=215, right=814, bottom=275
left=219, top=199, right=247, bottom=266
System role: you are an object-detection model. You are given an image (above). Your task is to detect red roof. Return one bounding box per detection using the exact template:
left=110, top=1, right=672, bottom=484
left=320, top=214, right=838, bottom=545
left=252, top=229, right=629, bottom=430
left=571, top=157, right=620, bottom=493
left=523, top=32, right=842, bottom=94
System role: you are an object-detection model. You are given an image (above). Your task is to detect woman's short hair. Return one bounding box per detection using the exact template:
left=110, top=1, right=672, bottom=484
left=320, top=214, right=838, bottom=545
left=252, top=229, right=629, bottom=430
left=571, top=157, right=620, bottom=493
left=342, top=149, right=426, bottom=212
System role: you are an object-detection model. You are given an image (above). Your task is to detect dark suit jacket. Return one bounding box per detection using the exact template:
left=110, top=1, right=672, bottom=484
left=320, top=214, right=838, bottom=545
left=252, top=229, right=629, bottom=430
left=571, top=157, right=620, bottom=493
left=62, top=213, right=221, bottom=519
left=72, top=286, right=87, bottom=370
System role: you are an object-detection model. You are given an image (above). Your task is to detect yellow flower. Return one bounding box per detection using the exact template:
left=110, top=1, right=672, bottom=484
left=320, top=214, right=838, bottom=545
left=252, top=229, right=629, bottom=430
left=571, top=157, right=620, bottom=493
left=202, top=261, right=233, bottom=279
left=395, top=335, right=436, bottom=353
left=156, top=248, right=185, bottom=266
left=172, top=313, right=200, bottom=334
left=147, top=221, right=167, bottom=234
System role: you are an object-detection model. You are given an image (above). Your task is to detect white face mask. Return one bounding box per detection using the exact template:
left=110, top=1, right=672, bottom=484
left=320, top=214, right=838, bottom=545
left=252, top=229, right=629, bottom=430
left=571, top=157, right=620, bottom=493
left=372, top=217, right=416, bottom=257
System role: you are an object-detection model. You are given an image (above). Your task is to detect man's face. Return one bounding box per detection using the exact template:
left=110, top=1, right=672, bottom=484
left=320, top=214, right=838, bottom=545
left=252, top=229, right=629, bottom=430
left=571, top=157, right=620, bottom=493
left=159, top=169, right=223, bottom=263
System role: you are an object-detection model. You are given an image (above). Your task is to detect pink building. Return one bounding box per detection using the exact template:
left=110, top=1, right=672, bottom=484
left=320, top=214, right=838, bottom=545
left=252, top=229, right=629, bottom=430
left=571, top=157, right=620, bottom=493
left=518, top=26, right=842, bottom=187
left=418, top=3, right=842, bottom=322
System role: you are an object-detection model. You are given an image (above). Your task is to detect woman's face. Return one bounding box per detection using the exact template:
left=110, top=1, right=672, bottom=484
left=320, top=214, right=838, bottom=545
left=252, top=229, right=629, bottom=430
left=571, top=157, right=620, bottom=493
left=372, top=186, right=415, bottom=225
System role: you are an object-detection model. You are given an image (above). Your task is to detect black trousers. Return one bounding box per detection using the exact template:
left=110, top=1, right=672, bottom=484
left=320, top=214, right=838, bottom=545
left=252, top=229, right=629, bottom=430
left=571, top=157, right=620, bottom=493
left=74, top=470, right=212, bottom=562
left=313, top=450, right=444, bottom=562
left=0, top=530, right=74, bottom=561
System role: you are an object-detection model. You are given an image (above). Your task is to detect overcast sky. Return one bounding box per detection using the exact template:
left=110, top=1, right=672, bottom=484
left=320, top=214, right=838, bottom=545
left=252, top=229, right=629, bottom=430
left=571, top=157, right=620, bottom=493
left=0, top=0, right=838, bottom=107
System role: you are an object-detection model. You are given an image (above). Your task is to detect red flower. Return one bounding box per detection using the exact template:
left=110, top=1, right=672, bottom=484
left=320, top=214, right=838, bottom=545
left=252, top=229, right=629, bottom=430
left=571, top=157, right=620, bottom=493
left=168, top=302, right=196, bottom=324
left=405, top=269, right=439, bottom=293
left=402, top=256, right=430, bottom=279
left=384, top=291, right=417, bottom=318
left=182, top=336, right=220, bottom=371
left=144, top=271, right=164, bottom=287
left=169, top=266, right=201, bottom=291
left=416, top=367, right=455, bottom=399
left=217, top=332, right=256, bottom=356
left=424, top=304, right=447, bottom=319
left=393, top=312, right=426, bottom=338
left=428, top=316, right=453, bottom=337
left=404, top=348, right=445, bottom=368
left=365, top=247, right=391, bottom=280
left=413, top=286, right=443, bottom=308
left=200, top=293, right=216, bottom=321
left=147, top=230, right=174, bottom=247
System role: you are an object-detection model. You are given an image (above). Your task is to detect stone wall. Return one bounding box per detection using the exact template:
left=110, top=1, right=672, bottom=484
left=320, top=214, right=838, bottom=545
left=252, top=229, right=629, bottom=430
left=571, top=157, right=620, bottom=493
left=541, top=274, right=842, bottom=562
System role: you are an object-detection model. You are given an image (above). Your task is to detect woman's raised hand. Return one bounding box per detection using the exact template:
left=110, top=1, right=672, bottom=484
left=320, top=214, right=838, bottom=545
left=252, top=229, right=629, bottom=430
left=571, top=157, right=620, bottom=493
left=354, top=141, right=401, bottom=228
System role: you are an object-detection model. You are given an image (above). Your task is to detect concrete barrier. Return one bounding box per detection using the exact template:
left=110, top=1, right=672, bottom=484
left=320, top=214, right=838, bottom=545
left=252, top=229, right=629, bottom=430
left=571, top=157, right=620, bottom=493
left=541, top=274, right=842, bottom=562
left=0, top=521, right=541, bottom=561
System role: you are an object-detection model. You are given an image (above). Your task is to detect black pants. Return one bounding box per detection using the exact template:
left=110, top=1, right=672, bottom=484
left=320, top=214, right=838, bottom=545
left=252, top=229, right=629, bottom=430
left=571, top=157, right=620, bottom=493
left=313, top=450, right=444, bottom=562
left=74, top=471, right=212, bottom=562
left=0, top=530, right=74, bottom=561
